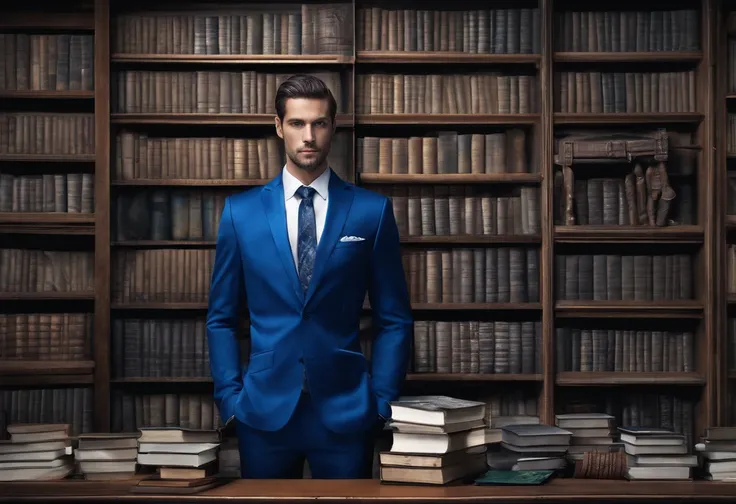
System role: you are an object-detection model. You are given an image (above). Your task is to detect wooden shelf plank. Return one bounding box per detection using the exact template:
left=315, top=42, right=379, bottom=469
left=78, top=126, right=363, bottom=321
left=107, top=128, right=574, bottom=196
left=726, top=215, right=736, bottom=229
left=357, top=51, right=541, bottom=64
left=727, top=295, right=736, bottom=305
left=0, top=374, right=95, bottom=387
left=365, top=302, right=542, bottom=311
left=0, top=292, right=95, bottom=301
left=112, top=236, right=542, bottom=246
left=0, top=360, right=94, bottom=376
left=111, top=113, right=354, bottom=126
left=112, top=377, right=212, bottom=383
left=0, top=224, right=95, bottom=235
left=112, top=240, right=216, bottom=247
left=112, top=179, right=267, bottom=187
left=358, top=173, right=541, bottom=184
left=111, top=302, right=208, bottom=310
left=406, top=373, right=542, bottom=382
left=0, top=213, right=95, bottom=224
left=554, top=51, right=703, bottom=62
left=0, top=12, right=94, bottom=30
left=0, top=154, right=96, bottom=163
left=554, top=225, right=704, bottom=243
left=401, top=235, right=541, bottom=244
left=554, top=112, right=704, bottom=124
left=111, top=54, right=354, bottom=64
left=555, top=300, right=704, bottom=318
left=556, top=372, right=705, bottom=386
left=357, top=114, right=539, bottom=125
left=0, top=90, right=94, bottom=99
left=6, top=478, right=736, bottom=500
left=112, top=373, right=544, bottom=383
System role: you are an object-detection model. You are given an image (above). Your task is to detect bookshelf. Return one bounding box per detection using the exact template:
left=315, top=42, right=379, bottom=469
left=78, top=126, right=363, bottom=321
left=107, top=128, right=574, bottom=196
left=0, top=0, right=726, bottom=454
left=719, top=0, right=735, bottom=426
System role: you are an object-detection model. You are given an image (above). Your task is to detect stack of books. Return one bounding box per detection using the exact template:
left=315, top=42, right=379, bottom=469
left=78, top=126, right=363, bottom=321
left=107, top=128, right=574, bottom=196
left=489, top=424, right=572, bottom=471
left=378, top=395, right=489, bottom=485
left=0, top=424, right=74, bottom=481
left=132, top=427, right=222, bottom=494
left=695, top=426, right=736, bottom=481
left=620, top=427, right=697, bottom=480
left=555, top=413, right=620, bottom=462
left=74, top=433, right=139, bottom=480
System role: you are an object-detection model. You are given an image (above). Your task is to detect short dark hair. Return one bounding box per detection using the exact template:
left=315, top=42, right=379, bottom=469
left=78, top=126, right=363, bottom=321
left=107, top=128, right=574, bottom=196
left=275, top=74, right=337, bottom=124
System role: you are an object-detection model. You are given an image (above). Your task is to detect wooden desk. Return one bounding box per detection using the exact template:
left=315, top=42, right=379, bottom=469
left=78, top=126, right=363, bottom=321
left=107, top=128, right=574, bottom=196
left=2, top=478, right=736, bottom=503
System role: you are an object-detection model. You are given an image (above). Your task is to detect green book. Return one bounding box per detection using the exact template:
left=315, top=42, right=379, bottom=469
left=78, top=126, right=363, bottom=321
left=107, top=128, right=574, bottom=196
left=474, top=470, right=555, bottom=485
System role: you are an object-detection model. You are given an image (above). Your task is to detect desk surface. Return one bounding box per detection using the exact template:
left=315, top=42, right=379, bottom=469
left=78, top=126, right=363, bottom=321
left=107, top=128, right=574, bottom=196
left=2, top=478, right=736, bottom=503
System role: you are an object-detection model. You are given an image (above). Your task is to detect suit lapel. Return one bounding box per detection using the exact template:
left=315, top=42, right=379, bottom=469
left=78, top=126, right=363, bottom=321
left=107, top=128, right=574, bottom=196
left=304, top=172, right=354, bottom=305
left=261, top=175, right=304, bottom=304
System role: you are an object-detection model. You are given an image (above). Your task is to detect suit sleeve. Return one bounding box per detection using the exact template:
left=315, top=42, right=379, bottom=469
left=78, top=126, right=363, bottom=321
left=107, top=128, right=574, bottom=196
left=206, top=197, right=246, bottom=425
left=368, top=198, right=413, bottom=419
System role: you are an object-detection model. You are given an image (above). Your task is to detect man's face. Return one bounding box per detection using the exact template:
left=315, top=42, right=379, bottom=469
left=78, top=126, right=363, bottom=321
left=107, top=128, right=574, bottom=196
left=275, top=97, right=334, bottom=172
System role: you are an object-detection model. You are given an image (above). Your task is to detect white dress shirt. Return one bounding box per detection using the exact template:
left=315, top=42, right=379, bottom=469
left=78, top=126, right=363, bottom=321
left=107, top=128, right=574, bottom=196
left=282, top=165, right=330, bottom=267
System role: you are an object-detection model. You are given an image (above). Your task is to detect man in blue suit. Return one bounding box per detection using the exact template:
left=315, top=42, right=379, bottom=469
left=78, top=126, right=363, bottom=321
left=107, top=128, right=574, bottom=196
left=206, top=74, right=413, bottom=479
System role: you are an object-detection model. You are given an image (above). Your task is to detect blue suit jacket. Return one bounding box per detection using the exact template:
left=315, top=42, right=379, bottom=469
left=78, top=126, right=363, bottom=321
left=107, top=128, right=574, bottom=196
left=206, top=169, right=413, bottom=434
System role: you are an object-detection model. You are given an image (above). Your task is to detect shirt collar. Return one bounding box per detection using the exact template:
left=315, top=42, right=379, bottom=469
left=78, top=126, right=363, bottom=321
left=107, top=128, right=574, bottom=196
left=283, top=165, right=330, bottom=201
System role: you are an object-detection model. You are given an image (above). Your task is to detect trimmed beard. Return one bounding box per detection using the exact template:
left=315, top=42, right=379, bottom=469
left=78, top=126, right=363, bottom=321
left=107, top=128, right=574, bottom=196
left=287, top=147, right=329, bottom=172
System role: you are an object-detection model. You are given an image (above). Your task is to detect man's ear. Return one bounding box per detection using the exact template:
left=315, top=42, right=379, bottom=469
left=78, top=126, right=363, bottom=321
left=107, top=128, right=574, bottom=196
left=274, top=116, right=283, bottom=139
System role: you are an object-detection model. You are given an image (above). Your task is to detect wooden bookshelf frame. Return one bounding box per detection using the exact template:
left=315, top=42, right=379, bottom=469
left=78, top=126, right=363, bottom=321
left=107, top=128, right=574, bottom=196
left=0, top=0, right=727, bottom=442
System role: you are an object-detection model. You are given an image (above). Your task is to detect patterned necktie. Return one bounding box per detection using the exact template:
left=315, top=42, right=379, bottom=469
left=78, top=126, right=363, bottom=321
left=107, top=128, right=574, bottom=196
left=295, top=185, right=317, bottom=295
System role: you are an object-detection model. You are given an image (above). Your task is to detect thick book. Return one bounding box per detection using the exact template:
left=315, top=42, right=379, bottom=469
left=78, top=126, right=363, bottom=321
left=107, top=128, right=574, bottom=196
left=389, top=396, right=485, bottom=426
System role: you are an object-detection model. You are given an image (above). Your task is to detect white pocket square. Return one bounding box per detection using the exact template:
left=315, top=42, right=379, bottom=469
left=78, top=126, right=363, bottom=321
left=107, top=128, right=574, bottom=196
left=340, top=235, right=365, bottom=242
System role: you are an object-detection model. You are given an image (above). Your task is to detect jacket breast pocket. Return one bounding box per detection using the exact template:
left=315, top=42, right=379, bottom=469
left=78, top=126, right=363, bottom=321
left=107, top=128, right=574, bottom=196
left=247, top=349, right=274, bottom=374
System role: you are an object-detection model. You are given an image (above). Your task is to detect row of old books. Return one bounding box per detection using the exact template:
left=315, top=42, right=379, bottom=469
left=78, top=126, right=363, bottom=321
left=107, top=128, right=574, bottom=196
left=727, top=114, right=736, bottom=154
left=112, top=249, right=214, bottom=304
left=114, top=131, right=351, bottom=181
left=554, top=9, right=700, bottom=52
left=356, top=7, right=540, bottom=54
left=0, top=173, right=94, bottom=214
left=727, top=36, right=736, bottom=93
left=0, top=34, right=94, bottom=91
left=358, top=130, right=533, bottom=175
left=555, top=328, right=695, bottom=373
left=110, top=392, right=222, bottom=434
left=0, top=249, right=94, bottom=294
left=555, top=70, right=697, bottom=114
left=114, top=176, right=543, bottom=240
left=411, top=320, right=541, bottom=375
left=356, top=73, right=537, bottom=115
left=554, top=253, right=693, bottom=302
left=112, top=318, right=213, bottom=379
left=0, top=313, right=92, bottom=361
left=553, top=176, right=694, bottom=227
left=401, top=247, right=540, bottom=305
left=724, top=245, right=736, bottom=295
left=374, top=186, right=541, bottom=238
left=114, top=189, right=231, bottom=242
left=112, top=70, right=345, bottom=115
left=0, top=113, right=95, bottom=156
left=113, top=5, right=353, bottom=56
